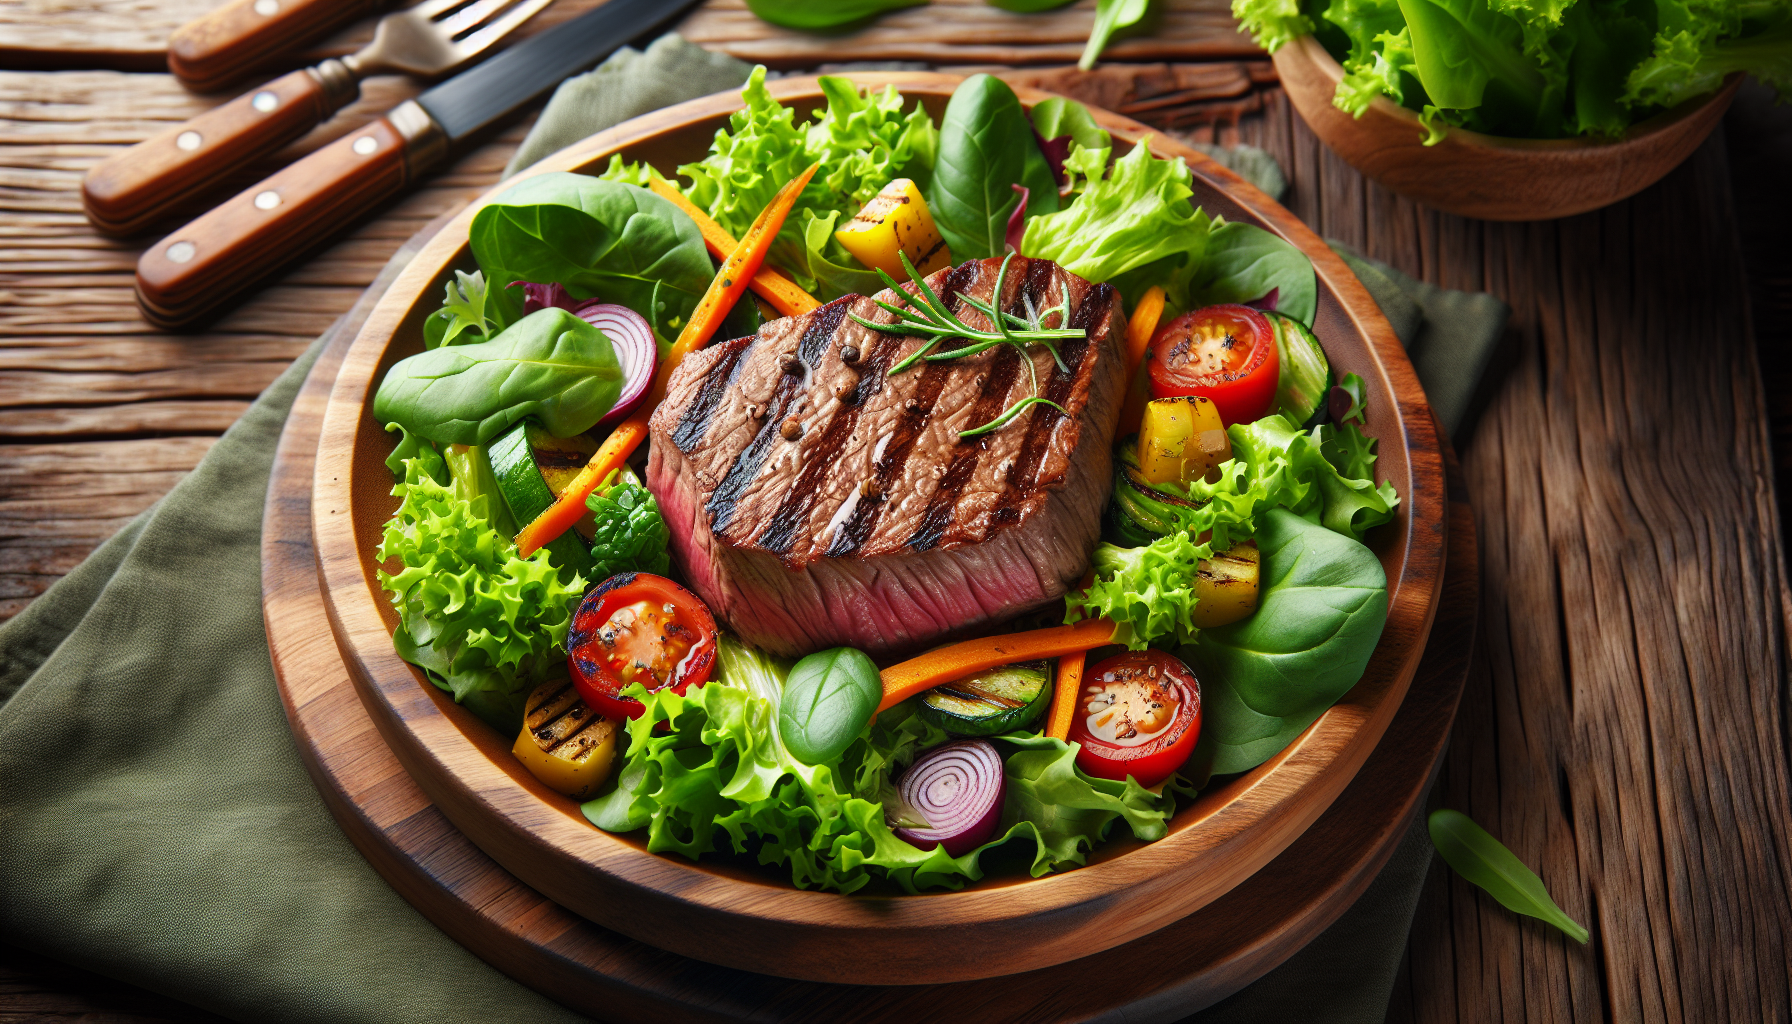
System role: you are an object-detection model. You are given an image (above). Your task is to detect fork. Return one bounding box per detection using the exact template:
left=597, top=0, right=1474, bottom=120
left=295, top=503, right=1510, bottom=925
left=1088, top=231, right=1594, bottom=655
left=83, top=0, right=557, bottom=236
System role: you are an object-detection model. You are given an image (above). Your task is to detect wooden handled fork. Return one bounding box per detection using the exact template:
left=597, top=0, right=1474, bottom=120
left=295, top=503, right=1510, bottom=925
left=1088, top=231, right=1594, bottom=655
left=86, top=0, right=555, bottom=237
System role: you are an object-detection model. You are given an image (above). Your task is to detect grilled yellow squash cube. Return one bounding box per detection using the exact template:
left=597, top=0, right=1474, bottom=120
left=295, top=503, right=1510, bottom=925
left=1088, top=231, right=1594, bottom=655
left=835, top=178, right=951, bottom=278
left=1192, top=541, right=1260, bottom=628
left=1139, top=396, right=1231, bottom=485
left=511, top=678, right=618, bottom=800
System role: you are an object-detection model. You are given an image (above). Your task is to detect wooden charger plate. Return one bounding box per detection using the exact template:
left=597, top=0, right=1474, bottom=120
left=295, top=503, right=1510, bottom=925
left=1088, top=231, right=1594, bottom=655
left=308, top=72, right=1448, bottom=987
left=268, top=284, right=1475, bottom=1020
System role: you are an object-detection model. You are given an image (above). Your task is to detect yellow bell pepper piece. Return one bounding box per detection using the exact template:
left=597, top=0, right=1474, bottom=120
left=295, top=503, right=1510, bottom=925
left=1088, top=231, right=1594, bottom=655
left=1138, top=396, right=1231, bottom=485
left=835, top=178, right=951, bottom=279
left=511, top=679, right=618, bottom=800
left=1192, top=541, right=1260, bottom=628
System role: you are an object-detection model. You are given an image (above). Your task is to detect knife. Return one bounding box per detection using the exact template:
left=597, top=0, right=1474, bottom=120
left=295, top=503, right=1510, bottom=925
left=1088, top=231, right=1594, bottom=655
left=136, top=0, right=705, bottom=329
left=168, top=0, right=395, bottom=94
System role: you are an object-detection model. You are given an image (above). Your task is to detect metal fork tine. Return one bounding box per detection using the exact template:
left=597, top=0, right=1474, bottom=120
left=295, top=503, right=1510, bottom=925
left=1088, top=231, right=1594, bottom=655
left=410, top=0, right=472, bottom=20
left=434, top=0, right=512, bottom=34
left=449, top=0, right=555, bottom=54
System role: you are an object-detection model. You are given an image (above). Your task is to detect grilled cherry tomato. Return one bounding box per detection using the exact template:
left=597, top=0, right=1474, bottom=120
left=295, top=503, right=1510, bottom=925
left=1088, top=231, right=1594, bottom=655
left=1146, top=303, right=1280, bottom=426
left=1068, top=650, right=1201, bottom=788
left=567, top=572, right=718, bottom=720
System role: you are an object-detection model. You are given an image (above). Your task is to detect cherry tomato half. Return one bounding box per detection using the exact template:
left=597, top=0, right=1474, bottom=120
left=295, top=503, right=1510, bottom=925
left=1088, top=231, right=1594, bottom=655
left=1068, top=650, right=1202, bottom=789
left=1146, top=303, right=1280, bottom=426
left=567, top=572, right=718, bottom=720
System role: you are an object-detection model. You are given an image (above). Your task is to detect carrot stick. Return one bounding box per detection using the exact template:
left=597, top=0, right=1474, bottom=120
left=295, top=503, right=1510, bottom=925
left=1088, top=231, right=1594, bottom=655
left=515, top=162, right=821, bottom=557
left=878, top=618, right=1115, bottom=713
left=1046, top=651, right=1085, bottom=742
left=647, top=176, right=820, bottom=318
left=1118, top=285, right=1166, bottom=435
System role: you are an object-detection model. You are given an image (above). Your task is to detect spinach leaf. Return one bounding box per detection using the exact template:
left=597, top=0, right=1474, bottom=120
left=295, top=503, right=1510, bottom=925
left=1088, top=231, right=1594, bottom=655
left=584, top=475, right=671, bottom=581
left=745, top=0, right=926, bottom=29
left=779, top=647, right=884, bottom=765
left=1429, top=809, right=1590, bottom=943
left=1181, top=508, right=1388, bottom=775
left=468, top=172, right=712, bottom=342
left=373, top=308, right=622, bottom=447
left=928, top=74, right=1059, bottom=261
left=1029, top=96, right=1112, bottom=152
left=1186, top=219, right=1317, bottom=326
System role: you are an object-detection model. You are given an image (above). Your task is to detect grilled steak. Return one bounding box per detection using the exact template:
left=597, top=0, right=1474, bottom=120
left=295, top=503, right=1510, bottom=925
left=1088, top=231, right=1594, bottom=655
left=647, top=256, right=1126, bottom=658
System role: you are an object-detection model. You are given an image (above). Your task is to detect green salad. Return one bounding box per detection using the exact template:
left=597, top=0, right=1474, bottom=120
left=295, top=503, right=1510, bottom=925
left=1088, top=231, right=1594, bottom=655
left=369, top=71, right=1404, bottom=894
left=1235, top=0, right=1792, bottom=141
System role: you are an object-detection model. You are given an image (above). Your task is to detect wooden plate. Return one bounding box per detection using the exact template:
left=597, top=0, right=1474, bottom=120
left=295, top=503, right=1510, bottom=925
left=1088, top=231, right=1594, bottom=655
left=310, top=72, right=1448, bottom=986
left=268, top=293, right=1476, bottom=1020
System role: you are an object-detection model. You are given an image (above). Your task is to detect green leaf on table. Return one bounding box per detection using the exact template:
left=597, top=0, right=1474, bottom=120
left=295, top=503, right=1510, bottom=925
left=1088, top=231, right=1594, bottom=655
left=1079, top=0, right=1152, bottom=70
left=469, top=171, right=713, bottom=342
left=373, top=307, right=622, bottom=447
left=928, top=74, right=1060, bottom=261
left=1428, top=808, right=1591, bottom=943
left=745, top=0, right=928, bottom=30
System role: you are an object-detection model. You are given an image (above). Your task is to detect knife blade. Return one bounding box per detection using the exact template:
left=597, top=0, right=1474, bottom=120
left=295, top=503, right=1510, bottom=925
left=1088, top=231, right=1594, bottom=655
left=136, top=0, right=706, bottom=330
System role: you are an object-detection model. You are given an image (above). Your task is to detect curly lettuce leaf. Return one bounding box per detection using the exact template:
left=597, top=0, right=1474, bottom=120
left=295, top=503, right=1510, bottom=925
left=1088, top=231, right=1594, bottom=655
left=1232, top=0, right=1318, bottom=52
left=421, top=270, right=498, bottom=350
left=584, top=662, right=1174, bottom=893
left=1623, top=11, right=1792, bottom=110
left=1069, top=415, right=1399, bottom=648
left=663, top=66, right=939, bottom=298
left=376, top=455, right=586, bottom=712
left=1019, top=137, right=1212, bottom=311
left=584, top=475, right=671, bottom=581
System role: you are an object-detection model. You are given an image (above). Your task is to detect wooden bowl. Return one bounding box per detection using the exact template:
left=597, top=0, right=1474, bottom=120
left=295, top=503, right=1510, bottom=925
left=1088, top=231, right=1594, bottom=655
left=1273, top=34, right=1742, bottom=221
left=311, top=72, right=1447, bottom=987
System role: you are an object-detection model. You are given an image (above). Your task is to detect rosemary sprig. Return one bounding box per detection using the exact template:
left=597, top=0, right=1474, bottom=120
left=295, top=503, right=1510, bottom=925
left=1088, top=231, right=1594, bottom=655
left=846, top=251, right=1087, bottom=438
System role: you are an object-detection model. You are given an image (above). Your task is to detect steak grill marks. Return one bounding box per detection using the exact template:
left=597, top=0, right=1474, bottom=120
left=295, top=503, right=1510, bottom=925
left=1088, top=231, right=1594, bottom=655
left=824, top=260, right=985, bottom=559
left=986, top=282, right=1115, bottom=531
left=704, top=299, right=850, bottom=535
left=672, top=333, right=756, bottom=453
left=753, top=304, right=905, bottom=560
left=903, top=257, right=1058, bottom=553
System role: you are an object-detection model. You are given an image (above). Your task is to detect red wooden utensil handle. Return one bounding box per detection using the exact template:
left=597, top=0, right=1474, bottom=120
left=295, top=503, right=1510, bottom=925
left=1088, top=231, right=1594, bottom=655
left=137, top=116, right=414, bottom=329
left=168, top=0, right=386, bottom=92
left=83, top=66, right=356, bottom=238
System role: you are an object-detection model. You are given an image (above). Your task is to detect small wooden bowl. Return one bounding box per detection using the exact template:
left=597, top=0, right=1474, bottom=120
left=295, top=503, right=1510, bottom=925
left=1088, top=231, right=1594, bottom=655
left=1273, top=34, right=1742, bottom=221
left=310, top=72, right=1447, bottom=987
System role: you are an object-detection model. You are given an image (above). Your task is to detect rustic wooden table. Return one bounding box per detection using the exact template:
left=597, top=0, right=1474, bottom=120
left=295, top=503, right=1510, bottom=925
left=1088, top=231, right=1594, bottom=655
left=3, top=2, right=1790, bottom=1022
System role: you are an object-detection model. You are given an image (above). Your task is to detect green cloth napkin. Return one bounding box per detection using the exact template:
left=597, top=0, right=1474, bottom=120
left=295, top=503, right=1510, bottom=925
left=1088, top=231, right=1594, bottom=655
left=0, top=36, right=1507, bottom=1024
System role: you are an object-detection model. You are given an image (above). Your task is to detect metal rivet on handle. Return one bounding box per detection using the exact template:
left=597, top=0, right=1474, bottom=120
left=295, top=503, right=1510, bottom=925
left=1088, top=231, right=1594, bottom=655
left=166, top=241, right=196, bottom=264
left=353, top=135, right=378, bottom=156
left=254, top=190, right=281, bottom=210
left=254, top=0, right=279, bottom=14
left=176, top=131, right=202, bottom=151
left=252, top=91, right=279, bottom=113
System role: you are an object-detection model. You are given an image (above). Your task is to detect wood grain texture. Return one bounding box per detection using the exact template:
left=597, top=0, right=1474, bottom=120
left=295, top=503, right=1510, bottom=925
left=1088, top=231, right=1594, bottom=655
left=0, top=0, right=1258, bottom=72
left=1272, top=35, right=1742, bottom=222
left=307, top=72, right=1445, bottom=987
left=1224, top=89, right=1792, bottom=1024
left=263, top=253, right=1475, bottom=1016
left=166, top=0, right=387, bottom=92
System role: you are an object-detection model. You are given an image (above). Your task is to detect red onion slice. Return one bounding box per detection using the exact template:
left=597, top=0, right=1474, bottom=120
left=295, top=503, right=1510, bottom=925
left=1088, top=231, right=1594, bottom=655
left=1005, top=184, right=1029, bottom=256
left=575, top=303, right=657, bottom=428
left=892, top=739, right=1006, bottom=857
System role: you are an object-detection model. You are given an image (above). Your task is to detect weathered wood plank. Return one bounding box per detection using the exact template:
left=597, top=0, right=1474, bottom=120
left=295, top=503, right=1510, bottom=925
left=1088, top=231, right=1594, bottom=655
left=1239, top=90, right=1792, bottom=1024
left=0, top=0, right=1258, bottom=71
